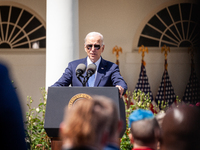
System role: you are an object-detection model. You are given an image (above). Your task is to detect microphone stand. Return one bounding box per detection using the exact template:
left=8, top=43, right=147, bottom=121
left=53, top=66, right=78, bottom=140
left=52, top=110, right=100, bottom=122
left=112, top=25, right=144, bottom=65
left=83, top=75, right=91, bottom=86
left=79, top=75, right=92, bottom=87
left=76, top=74, right=87, bottom=86
left=82, top=76, right=87, bottom=86
left=77, top=70, right=95, bottom=86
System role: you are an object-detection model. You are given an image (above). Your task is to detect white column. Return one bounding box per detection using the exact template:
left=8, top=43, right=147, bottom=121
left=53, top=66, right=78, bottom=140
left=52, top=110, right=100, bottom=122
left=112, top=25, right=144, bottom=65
left=46, top=0, right=79, bottom=89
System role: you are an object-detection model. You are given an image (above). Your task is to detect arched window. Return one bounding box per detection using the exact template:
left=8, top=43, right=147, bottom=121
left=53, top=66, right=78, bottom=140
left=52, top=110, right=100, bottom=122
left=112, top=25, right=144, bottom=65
left=138, top=3, right=200, bottom=47
left=0, top=5, right=46, bottom=49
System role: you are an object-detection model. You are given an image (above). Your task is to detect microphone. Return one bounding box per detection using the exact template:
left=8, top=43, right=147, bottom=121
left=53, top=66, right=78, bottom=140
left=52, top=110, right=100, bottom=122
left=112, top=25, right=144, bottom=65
left=76, top=63, right=86, bottom=86
left=76, top=63, right=86, bottom=78
left=86, top=63, right=97, bottom=78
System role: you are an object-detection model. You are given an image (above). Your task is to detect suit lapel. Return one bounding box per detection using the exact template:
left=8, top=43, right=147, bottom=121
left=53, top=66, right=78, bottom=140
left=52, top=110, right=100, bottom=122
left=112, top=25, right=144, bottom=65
left=82, top=57, right=87, bottom=77
left=94, top=58, right=107, bottom=86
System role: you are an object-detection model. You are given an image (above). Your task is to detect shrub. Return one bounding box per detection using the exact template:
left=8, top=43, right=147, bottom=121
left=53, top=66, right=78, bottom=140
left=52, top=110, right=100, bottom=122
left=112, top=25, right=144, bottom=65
left=24, top=87, right=51, bottom=150
left=120, top=89, right=170, bottom=150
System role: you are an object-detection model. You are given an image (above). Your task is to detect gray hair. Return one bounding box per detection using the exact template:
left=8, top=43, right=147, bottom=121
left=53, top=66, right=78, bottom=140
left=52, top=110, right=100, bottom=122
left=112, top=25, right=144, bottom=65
left=84, top=32, right=104, bottom=45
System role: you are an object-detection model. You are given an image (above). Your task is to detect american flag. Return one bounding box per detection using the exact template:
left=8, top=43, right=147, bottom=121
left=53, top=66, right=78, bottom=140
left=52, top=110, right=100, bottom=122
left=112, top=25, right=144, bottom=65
left=134, top=61, right=153, bottom=101
left=182, top=66, right=200, bottom=105
left=155, top=69, right=176, bottom=108
left=134, top=61, right=158, bottom=113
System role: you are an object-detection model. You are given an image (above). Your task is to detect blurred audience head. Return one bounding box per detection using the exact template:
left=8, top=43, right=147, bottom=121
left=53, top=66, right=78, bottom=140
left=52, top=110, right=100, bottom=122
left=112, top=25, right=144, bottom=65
left=94, top=95, right=121, bottom=137
left=92, top=96, right=122, bottom=150
left=60, top=97, right=110, bottom=150
left=161, top=105, right=200, bottom=150
left=129, top=109, right=160, bottom=150
left=155, top=111, right=166, bottom=128
left=0, top=63, right=27, bottom=150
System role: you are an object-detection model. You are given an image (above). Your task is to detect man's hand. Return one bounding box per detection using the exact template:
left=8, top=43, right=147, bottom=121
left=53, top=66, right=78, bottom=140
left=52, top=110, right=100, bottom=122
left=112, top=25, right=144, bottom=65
left=115, top=85, right=124, bottom=98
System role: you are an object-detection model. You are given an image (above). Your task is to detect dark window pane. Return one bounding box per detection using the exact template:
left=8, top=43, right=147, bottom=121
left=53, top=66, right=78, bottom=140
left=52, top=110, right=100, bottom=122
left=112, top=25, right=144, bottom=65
left=14, top=37, right=28, bottom=45
left=179, top=41, right=192, bottom=47
left=165, top=29, right=179, bottom=42
left=8, top=25, right=14, bottom=37
left=191, top=25, right=200, bottom=42
left=169, top=25, right=181, bottom=41
left=138, top=36, right=159, bottom=47
left=187, top=22, right=195, bottom=39
left=15, top=31, right=25, bottom=41
left=2, top=24, right=7, bottom=38
left=162, top=35, right=177, bottom=45
left=29, top=27, right=46, bottom=40
left=142, top=25, right=161, bottom=38
left=18, top=10, right=32, bottom=27
left=148, top=15, right=166, bottom=32
left=161, top=42, right=176, bottom=47
left=24, top=17, right=41, bottom=33
left=14, top=43, right=29, bottom=48
left=181, top=3, right=191, bottom=21
left=10, top=27, right=20, bottom=41
left=0, top=25, right=2, bottom=40
left=0, top=43, right=11, bottom=48
left=0, top=6, right=9, bottom=22
left=175, top=23, right=183, bottom=39
left=157, top=8, right=172, bottom=26
left=168, top=4, right=180, bottom=22
left=191, top=3, right=200, bottom=23
left=38, top=39, right=46, bottom=48
left=10, top=6, right=22, bottom=23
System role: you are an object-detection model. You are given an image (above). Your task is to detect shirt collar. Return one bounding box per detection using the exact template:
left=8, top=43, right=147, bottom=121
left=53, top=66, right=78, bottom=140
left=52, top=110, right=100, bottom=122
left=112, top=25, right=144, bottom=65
left=87, top=57, right=101, bottom=72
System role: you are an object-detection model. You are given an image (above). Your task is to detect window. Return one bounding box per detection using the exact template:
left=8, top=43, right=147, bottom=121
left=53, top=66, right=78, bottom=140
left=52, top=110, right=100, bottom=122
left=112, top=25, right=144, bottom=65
left=0, top=5, right=46, bottom=48
left=138, top=3, right=200, bottom=47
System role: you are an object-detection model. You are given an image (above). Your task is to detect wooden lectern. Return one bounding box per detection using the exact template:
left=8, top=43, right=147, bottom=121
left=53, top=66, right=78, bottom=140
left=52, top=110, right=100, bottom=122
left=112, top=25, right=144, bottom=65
left=44, top=87, right=126, bottom=150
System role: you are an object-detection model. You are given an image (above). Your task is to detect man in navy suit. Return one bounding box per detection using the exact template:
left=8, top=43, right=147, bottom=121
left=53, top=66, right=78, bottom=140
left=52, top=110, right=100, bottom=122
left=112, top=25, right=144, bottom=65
left=52, top=32, right=127, bottom=97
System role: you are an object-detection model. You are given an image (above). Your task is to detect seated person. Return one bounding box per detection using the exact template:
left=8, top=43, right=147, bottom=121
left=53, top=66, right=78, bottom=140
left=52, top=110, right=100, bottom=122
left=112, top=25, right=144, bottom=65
left=160, top=105, right=200, bottom=150
left=59, top=97, right=111, bottom=150
left=128, top=109, right=161, bottom=150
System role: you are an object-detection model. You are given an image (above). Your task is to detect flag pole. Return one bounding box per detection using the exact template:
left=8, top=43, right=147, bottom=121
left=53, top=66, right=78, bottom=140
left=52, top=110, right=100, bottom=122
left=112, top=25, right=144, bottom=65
left=161, top=45, right=170, bottom=103
left=138, top=45, right=148, bottom=91
left=188, top=45, right=195, bottom=103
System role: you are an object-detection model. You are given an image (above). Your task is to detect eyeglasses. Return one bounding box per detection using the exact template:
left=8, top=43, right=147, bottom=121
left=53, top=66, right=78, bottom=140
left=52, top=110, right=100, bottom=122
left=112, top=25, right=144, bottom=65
left=86, top=44, right=101, bottom=50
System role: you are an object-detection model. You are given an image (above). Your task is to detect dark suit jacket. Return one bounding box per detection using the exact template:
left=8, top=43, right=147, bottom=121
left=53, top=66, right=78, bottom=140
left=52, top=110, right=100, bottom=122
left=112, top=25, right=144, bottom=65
left=52, top=57, right=127, bottom=94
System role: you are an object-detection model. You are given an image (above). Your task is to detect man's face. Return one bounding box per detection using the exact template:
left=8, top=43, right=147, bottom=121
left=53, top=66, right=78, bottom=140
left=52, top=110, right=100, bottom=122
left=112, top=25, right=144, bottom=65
left=84, top=35, right=104, bottom=63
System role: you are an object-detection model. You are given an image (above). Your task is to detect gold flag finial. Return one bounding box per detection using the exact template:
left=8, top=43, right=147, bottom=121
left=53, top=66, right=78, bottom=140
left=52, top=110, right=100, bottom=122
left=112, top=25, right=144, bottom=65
left=161, top=45, right=170, bottom=60
left=161, top=45, right=170, bottom=70
left=138, top=45, right=148, bottom=66
left=112, top=45, right=122, bottom=65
